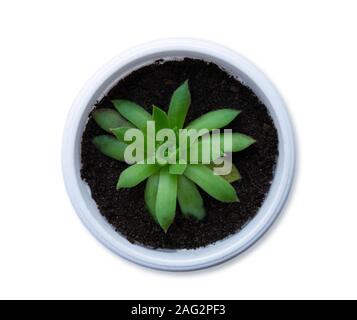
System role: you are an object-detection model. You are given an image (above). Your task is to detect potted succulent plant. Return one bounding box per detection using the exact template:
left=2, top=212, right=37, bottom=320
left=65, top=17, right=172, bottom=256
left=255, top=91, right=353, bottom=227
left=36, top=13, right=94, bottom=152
left=62, top=39, right=295, bottom=271
left=91, top=81, right=256, bottom=232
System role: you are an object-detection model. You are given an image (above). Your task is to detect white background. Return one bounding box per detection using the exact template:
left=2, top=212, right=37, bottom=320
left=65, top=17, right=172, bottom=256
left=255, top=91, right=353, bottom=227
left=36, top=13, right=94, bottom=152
left=0, top=0, right=356, bottom=300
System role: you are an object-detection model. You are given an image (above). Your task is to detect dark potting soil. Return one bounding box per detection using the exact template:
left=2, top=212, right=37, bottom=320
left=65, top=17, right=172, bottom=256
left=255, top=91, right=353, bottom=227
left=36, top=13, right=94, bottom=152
left=81, top=58, right=279, bottom=249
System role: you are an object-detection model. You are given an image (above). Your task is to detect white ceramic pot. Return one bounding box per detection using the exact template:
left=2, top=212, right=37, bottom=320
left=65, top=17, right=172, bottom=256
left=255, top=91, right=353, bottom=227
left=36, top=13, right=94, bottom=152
left=62, top=39, right=295, bottom=271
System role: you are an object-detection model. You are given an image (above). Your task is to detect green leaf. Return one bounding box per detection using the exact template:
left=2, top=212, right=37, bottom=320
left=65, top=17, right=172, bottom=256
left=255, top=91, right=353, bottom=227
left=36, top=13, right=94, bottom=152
left=230, top=133, right=256, bottom=152
left=169, top=163, right=187, bottom=175
left=112, top=100, right=151, bottom=132
left=225, top=164, right=242, bottom=183
left=155, top=167, right=178, bottom=232
left=117, top=163, right=160, bottom=189
left=185, top=109, right=241, bottom=131
left=110, top=127, right=132, bottom=143
left=145, top=172, right=160, bottom=222
left=189, top=132, right=256, bottom=163
left=207, top=162, right=242, bottom=183
left=177, top=175, right=206, bottom=220
left=184, top=164, right=238, bottom=203
left=92, top=108, right=134, bottom=133
left=168, top=80, right=191, bottom=129
left=92, top=135, right=127, bottom=161
left=152, top=106, right=169, bottom=133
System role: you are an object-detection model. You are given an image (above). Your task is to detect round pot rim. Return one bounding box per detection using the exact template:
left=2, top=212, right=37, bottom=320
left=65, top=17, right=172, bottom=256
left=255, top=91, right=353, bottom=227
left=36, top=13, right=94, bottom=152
left=62, top=38, right=296, bottom=272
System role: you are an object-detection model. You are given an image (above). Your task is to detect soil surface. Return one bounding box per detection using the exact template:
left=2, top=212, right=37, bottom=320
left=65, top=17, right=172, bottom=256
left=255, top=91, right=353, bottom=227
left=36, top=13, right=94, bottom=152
left=81, top=58, right=279, bottom=249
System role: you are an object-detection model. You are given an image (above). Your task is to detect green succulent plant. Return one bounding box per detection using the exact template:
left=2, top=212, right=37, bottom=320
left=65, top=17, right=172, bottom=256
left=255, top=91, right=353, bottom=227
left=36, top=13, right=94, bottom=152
left=91, top=80, right=256, bottom=232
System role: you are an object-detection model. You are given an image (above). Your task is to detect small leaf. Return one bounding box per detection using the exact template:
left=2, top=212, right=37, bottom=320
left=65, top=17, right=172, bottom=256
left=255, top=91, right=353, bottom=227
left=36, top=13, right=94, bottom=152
left=168, top=80, right=191, bottom=129
left=184, top=164, right=238, bottom=203
left=207, top=162, right=242, bottom=183
left=145, top=173, right=160, bottom=222
left=177, top=175, right=206, bottom=220
left=169, top=163, right=187, bottom=175
left=110, top=127, right=132, bottom=143
left=152, top=106, right=169, bottom=133
left=186, top=109, right=241, bottom=131
left=155, top=167, right=178, bottom=232
left=112, top=100, right=151, bottom=132
left=230, top=133, right=256, bottom=152
left=92, top=108, right=134, bottom=133
left=117, top=163, right=160, bottom=189
left=92, top=135, right=127, bottom=161
left=225, top=164, right=242, bottom=183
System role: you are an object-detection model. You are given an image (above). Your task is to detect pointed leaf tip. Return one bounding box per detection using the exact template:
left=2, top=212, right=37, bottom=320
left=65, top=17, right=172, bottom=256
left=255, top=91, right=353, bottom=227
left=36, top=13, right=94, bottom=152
left=152, top=105, right=169, bottom=133
left=230, top=133, right=256, bottom=152
left=168, top=80, right=191, bottom=129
